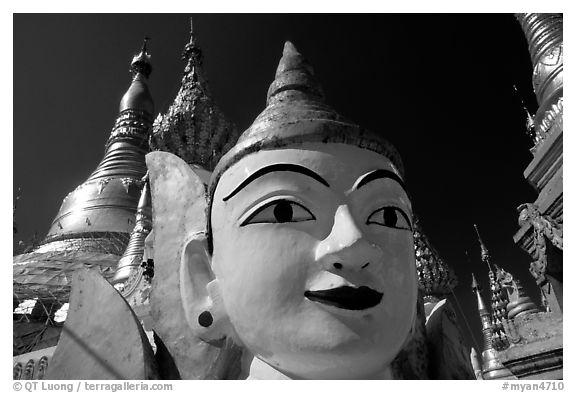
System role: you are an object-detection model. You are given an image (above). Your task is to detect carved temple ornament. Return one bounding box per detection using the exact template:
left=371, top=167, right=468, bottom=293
left=517, top=203, right=562, bottom=283
left=145, top=41, right=439, bottom=380
left=121, top=177, right=142, bottom=194
left=494, top=265, right=539, bottom=321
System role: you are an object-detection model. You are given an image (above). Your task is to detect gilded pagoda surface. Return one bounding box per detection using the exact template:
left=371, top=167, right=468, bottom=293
left=42, top=43, right=154, bottom=250
left=515, top=14, right=562, bottom=148
left=13, top=41, right=155, bottom=304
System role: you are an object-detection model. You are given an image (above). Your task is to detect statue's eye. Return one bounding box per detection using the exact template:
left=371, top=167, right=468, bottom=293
left=367, top=206, right=412, bottom=231
left=241, top=199, right=315, bottom=226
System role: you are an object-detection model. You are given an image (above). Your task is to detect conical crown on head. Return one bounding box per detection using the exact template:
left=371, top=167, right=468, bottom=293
left=209, top=41, right=404, bottom=201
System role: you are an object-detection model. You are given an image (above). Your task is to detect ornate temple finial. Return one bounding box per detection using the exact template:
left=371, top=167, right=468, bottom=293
left=474, top=224, right=492, bottom=270
left=471, top=272, right=480, bottom=292
left=182, top=17, right=203, bottom=75
left=131, top=37, right=152, bottom=79
left=512, top=84, right=536, bottom=141
left=119, top=39, right=154, bottom=114
left=141, top=36, right=149, bottom=53
left=150, top=19, right=241, bottom=169
left=209, top=40, right=405, bottom=204
left=471, top=273, right=488, bottom=314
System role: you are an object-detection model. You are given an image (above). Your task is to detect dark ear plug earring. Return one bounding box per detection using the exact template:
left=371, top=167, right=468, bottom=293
left=198, top=310, right=213, bottom=327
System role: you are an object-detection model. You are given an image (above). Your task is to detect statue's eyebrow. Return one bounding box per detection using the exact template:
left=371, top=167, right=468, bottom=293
left=354, top=169, right=406, bottom=192
left=223, top=163, right=330, bottom=202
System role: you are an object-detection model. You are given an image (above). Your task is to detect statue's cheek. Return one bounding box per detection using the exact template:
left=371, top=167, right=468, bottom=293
left=214, top=224, right=313, bottom=307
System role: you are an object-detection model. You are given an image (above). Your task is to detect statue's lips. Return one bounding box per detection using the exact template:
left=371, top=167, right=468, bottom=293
left=304, top=286, right=383, bottom=310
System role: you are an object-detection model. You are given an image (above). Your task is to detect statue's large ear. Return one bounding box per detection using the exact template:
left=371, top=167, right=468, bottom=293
left=146, top=151, right=223, bottom=379
left=180, top=234, right=230, bottom=342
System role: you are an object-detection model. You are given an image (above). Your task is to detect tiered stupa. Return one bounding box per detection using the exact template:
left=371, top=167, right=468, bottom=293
left=13, top=39, right=154, bottom=356
left=471, top=274, right=514, bottom=380
left=39, top=38, right=153, bottom=253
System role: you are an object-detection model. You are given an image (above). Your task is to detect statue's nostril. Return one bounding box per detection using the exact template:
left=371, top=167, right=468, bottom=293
left=333, top=262, right=343, bottom=270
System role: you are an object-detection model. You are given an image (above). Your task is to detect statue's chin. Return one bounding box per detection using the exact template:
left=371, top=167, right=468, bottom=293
left=252, top=343, right=396, bottom=380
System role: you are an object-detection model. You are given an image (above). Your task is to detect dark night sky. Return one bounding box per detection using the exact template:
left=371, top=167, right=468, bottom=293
left=13, top=14, right=543, bottom=354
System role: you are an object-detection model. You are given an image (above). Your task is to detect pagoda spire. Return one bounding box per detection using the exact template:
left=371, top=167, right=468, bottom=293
left=112, top=173, right=152, bottom=289
left=472, top=274, right=491, bottom=350
left=474, top=224, right=492, bottom=271
left=512, top=84, right=536, bottom=141
left=36, top=39, right=154, bottom=256
left=471, top=273, right=514, bottom=379
left=151, top=17, right=241, bottom=170
left=474, top=225, right=510, bottom=351
left=130, top=37, right=152, bottom=79
left=181, top=18, right=204, bottom=82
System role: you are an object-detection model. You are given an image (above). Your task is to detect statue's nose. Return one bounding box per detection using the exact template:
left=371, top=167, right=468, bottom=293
left=315, top=204, right=382, bottom=272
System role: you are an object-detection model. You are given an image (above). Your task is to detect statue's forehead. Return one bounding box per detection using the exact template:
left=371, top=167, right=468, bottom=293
left=215, top=142, right=400, bottom=197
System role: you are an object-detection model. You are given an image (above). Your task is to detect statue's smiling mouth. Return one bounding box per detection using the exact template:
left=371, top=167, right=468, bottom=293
left=304, top=286, right=383, bottom=310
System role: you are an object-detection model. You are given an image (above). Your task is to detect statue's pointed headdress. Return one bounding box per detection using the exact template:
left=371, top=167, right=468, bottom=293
left=209, top=41, right=404, bottom=200
left=207, top=42, right=405, bottom=253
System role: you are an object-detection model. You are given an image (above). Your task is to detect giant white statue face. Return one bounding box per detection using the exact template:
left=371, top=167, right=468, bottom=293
left=210, top=142, right=417, bottom=379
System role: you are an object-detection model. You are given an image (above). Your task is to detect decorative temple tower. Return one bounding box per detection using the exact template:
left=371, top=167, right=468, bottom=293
left=471, top=274, right=514, bottom=380
left=151, top=19, right=241, bottom=171
left=472, top=218, right=562, bottom=378
left=471, top=13, right=566, bottom=381
left=112, top=173, right=152, bottom=287
left=513, top=13, right=563, bottom=315
left=36, top=39, right=154, bottom=256
left=474, top=225, right=509, bottom=351
left=109, top=174, right=154, bottom=326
